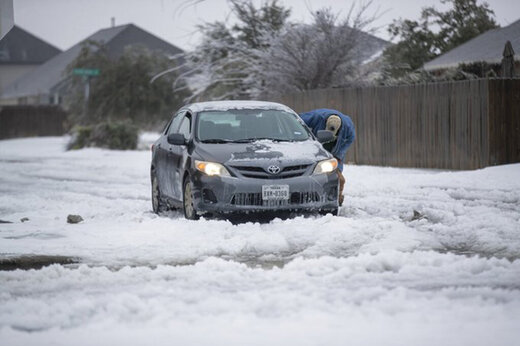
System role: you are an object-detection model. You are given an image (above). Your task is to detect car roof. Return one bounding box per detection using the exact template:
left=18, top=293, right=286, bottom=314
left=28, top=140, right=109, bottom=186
left=184, top=100, right=295, bottom=114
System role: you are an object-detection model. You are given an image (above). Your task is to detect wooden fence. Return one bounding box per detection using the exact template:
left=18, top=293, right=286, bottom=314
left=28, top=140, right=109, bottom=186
left=0, top=106, right=67, bottom=139
left=278, top=79, right=520, bottom=170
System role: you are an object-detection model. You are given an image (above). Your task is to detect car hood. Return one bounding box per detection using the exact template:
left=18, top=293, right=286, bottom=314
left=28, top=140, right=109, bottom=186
left=194, top=139, right=331, bottom=166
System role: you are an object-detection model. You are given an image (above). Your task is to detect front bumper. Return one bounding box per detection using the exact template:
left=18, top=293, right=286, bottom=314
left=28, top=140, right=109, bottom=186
left=191, top=171, right=339, bottom=214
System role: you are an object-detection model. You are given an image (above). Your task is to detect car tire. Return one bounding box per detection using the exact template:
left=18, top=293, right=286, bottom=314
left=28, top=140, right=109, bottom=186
left=183, top=177, right=199, bottom=220
left=151, top=172, right=168, bottom=214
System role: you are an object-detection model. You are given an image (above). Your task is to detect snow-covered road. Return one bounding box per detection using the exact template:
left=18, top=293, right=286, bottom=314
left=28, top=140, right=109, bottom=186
left=1, top=136, right=519, bottom=345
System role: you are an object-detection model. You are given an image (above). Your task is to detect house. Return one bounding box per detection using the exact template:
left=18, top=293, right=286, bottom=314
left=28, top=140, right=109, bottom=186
left=423, top=19, right=520, bottom=74
left=0, top=23, right=183, bottom=105
left=0, top=26, right=61, bottom=98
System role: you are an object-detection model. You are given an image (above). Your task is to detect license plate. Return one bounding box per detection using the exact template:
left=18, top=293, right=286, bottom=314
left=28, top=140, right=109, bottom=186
left=262, top=185, right=289, bottom=200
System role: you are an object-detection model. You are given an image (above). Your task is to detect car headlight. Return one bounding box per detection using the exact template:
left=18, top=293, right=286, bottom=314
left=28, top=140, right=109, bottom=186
left=195, top=160, right=231, bottom=177
left=313, top=158, right=338, bottom=175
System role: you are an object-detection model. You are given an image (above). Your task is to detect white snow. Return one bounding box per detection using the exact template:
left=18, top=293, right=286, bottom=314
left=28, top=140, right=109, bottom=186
left=229, top=140, right=323, bottom=162
left=0, top=136, right=519, bottom=345
left=187, top=100, right=295, bottom=113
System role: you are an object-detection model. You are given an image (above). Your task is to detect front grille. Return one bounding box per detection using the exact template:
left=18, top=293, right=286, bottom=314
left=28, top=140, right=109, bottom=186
left=290, top=191, right=321, bottom=204
left=230, top=193, right=263, bottom=206
left=230, top=191, right=322, bottom=206
left=231, top=164, right=311, bottom=179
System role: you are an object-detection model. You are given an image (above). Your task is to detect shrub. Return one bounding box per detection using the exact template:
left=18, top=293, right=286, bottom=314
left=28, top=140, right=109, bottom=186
left=67, top=125, right=92, bottom=150
left=67, top=121, right=138, bottom=150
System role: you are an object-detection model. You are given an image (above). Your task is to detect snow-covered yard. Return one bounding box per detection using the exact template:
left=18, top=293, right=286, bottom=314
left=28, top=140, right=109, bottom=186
left=1, top=136, right=519, bottom=345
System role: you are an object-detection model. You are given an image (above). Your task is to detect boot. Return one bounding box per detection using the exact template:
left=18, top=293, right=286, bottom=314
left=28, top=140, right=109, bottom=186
left=338, top=170, right=345, bottom=206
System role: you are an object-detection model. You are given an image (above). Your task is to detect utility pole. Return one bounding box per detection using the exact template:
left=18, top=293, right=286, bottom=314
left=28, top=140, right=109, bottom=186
left=83, top=76, right=90, bottom=120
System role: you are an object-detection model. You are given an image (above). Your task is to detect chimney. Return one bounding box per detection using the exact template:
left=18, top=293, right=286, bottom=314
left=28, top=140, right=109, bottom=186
left=111, top=17, right=115, bottom=28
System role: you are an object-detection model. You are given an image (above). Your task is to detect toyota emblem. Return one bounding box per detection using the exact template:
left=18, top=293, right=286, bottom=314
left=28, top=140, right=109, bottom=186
left=267, top=165, right=281, bottom=174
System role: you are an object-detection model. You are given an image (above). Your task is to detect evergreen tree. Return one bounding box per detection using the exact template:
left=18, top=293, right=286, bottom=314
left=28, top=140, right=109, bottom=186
left=66, top=42, right=189, bottom=128
left=382, top=0, right=498, bottom=78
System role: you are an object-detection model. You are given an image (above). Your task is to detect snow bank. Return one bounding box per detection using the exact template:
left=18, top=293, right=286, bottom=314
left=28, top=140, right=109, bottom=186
left=1, top=253, right=519, bottom=345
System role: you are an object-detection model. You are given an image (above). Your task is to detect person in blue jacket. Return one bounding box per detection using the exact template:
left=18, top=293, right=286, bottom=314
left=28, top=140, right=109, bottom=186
left=300, top=109, right=355, bottom=206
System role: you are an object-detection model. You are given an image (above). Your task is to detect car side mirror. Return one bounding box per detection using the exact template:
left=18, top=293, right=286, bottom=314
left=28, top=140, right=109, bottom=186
left=316, top=130, right=334, bottom=143
left=167, top=133, right=187, bottom=146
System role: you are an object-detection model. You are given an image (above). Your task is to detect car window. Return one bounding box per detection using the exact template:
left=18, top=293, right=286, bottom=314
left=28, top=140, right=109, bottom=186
left=162, top=119, right=172, bottom=134
left=197, top=109, right=310, bottom=142
left=178, top=113, right=192, bottom=138
left=167, top=111, right=186, bottom=136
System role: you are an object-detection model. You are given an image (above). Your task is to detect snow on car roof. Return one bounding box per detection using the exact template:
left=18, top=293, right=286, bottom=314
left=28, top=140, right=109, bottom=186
left=186, top=100, right=295, bottom=113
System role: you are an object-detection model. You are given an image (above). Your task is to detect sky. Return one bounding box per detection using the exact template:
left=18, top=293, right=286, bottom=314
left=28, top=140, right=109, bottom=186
left=12, top=0, right=520, bottom=51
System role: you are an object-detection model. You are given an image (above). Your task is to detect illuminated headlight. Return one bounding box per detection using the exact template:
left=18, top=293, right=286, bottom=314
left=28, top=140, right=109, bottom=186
left=313, top=158, right=338, bottom=175
left=195, top=160, right=230, bottom=177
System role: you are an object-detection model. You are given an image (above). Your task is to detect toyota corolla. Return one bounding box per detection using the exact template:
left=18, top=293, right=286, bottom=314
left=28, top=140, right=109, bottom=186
left=151, top=101, right=339, bottom=219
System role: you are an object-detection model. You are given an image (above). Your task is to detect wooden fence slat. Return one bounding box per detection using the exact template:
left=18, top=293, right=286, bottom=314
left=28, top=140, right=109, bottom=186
left=273, top=78, right=519, bottom=170
left=0, top=106, right=67, bottom=139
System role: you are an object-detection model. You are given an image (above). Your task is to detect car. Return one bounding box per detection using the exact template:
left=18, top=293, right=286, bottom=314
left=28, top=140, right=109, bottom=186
left=150, top=101, right=340, bottom=219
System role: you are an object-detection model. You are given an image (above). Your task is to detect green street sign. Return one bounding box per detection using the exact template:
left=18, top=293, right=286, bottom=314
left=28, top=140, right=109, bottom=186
left=73, top=68, right=100, bottom=76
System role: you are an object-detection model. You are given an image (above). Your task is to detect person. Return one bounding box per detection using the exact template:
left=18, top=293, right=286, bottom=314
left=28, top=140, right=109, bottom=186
left=299, top=109, right=355, bottom=206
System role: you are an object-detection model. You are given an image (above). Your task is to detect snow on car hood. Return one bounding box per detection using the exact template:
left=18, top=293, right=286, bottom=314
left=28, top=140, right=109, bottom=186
left=195, top=139, right=331, bottom=165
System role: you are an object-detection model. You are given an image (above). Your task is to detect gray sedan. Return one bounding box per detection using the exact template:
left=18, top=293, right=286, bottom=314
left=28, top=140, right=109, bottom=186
left=151, top=101, right=339, bottom=219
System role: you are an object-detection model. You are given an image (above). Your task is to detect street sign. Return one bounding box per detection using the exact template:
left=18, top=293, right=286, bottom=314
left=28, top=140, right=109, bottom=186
left=73, top=68, right=100, bottom=76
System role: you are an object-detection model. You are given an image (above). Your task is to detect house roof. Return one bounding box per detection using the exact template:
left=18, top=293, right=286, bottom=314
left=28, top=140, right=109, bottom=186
left=0, top=26, right=61, bottom=64
left=1, top=23, right=183, bottom=99
left=423, top=19, right=520, bottom=71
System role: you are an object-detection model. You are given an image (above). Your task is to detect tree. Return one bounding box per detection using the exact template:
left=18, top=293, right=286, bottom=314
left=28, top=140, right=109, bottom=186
left=178, top=0, right=378, bottom=100
left=66, top=42, right=189, bottom=128
left=180, top=0, right=291, bottom=101
left=231, top=0, right=290, bottom=49
left=382, top=0, right=498, bottom=78
left=258, top=4, right=379, bottom=95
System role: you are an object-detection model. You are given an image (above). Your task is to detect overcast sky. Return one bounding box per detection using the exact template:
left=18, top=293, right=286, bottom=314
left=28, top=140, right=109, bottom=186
left=12, top=0, right=520, bottom=51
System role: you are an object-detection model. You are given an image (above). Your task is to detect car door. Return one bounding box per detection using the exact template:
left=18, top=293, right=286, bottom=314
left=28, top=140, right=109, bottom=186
left=166, top=111, right=192, bottom=200
left=160, top=111, right=185, bottom=198
left=153, top=119, right=171, bottom=194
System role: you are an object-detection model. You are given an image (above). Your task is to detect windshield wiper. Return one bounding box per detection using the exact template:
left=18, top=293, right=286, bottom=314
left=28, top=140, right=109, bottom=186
left=202, top=138, right=294, bottom=144
left=200, top=139, right=235, bottom=143
left=234, top=137, right=292, bottom=142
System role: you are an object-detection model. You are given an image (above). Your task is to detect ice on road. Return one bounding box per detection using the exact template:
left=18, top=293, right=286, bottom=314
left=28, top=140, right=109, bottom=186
left=0, top=136, right=519, bottom=345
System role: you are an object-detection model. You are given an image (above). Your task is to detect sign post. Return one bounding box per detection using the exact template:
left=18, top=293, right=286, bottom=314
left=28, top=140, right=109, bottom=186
left=73, top=68, right=100, bottom=120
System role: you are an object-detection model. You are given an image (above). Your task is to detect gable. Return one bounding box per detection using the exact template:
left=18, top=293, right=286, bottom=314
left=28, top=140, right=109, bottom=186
left=0, top=26, right=61, bottom=64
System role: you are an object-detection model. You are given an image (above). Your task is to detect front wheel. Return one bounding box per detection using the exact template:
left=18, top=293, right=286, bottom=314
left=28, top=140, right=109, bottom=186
left=151, top=173, right=168, bottom=214
left=183, top=178, right=199, bottom=220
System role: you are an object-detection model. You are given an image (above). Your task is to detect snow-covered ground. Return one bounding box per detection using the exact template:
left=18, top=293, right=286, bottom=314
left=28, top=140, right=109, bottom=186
left=0, top=136, right=519, bottom=345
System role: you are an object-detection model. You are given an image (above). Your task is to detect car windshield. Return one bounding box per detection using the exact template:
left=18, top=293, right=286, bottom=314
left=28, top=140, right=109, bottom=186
left=197, top=109, right=310, bottom=143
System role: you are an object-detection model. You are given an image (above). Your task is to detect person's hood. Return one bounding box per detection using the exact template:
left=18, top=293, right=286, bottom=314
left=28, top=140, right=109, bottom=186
left=194, top=139, right=331, bottom=166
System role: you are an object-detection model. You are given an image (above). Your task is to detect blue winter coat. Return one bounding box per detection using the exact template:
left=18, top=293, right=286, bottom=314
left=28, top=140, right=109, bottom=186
left=299, top=109, right=355, bottom=171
